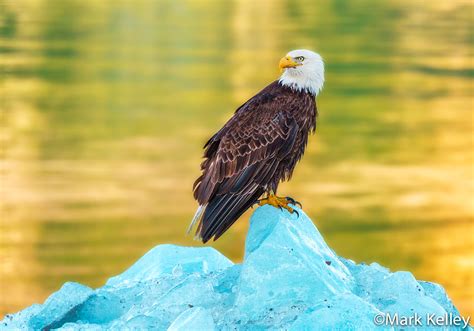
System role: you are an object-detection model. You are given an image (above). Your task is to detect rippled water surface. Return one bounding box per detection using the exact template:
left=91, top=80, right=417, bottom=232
left=1, top=0, right=473, bottom=317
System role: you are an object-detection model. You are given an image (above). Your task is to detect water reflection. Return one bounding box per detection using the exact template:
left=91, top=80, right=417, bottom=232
left=0, top=0, right=472, bottom=317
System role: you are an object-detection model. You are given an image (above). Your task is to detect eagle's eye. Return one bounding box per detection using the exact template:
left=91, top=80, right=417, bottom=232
left=295, top=56, right=305, bottom=62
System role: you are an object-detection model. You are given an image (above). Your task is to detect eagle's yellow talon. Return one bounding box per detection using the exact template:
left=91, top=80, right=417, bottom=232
left=258, top=192, right=299, bottom=215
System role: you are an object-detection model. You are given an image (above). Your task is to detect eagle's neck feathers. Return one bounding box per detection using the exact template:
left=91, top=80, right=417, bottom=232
left=278, top=66, right=324, bottom=96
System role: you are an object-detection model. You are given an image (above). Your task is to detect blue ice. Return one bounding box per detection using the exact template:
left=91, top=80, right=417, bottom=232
left=1, top=206, right=468, bottom=330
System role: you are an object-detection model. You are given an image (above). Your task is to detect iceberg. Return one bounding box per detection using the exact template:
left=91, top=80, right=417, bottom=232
left=1, top=206, right=469, bottom=330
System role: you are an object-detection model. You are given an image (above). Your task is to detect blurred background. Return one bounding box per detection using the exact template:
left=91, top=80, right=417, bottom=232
left=0, top=0, right=473, bottom=318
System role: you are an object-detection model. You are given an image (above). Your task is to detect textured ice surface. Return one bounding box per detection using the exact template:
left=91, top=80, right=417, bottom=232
left=1, top=206, right=468, bottom=330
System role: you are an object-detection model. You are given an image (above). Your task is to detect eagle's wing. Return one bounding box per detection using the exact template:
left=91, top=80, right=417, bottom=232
left=192, top=88, right=299, bottom=242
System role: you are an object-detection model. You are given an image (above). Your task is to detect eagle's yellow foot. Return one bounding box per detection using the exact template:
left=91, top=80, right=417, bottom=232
left=258, top=193, right=301, bottom=216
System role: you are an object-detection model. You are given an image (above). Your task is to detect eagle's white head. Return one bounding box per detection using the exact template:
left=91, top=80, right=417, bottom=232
left=278, top=49, right=324, bottom=96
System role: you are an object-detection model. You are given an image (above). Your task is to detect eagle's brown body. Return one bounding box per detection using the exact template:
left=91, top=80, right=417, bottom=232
left=193, top=80, right=317, bottom=243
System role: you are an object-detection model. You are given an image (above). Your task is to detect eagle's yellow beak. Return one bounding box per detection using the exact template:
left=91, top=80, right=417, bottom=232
left=279, top=56, right=301, bottom=71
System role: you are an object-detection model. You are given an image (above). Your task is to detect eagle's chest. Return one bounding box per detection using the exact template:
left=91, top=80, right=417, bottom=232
left=291, top=96, right=317, bottom=135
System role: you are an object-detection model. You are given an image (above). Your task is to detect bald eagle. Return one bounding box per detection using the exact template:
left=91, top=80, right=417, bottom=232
left=190, top=49, right=325, bottom=243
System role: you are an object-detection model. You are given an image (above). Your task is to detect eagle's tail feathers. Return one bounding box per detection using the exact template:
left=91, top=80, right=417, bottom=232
left=187, top=204, right=206, bottom=238
left=200, top=188, right=264, bottom=243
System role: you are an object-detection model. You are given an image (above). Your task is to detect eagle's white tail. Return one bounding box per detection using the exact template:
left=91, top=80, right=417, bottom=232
left=187, top=204, right=206, bottom=236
